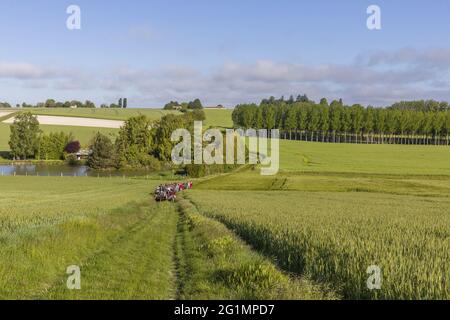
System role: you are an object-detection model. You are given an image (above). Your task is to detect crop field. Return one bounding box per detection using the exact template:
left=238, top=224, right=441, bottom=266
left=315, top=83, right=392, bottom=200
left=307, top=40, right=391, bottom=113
left=185, top=139, right=450, bottom=300
left=187, top=188, right=449, bottom=299
left=0, top=176, right=172, bottom=299
left=0, top=176, right=329, bottom=299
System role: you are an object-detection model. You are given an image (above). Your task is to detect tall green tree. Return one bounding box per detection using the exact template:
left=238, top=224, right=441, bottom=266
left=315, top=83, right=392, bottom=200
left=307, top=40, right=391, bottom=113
left=444, top=111, right=450, bottom=145
left=285, top=107, right=297, bottom=139
left=351, top=105, right=364, bottom=143
left=319, top=105, right=330, bottom=142
left=307, top=106, right=320, bottom=141
left=115, top=115, right=154, bottom=167
left=364, top=107, right=375, bottom=143
left=340, top=107, right=352, bottom=143
left=9, top=112, right=41, bottom=160
left=188, top=99, right=203, bottom=110
left=296, top=105, right=308, bottom=140
left=153, top=114, right=188, bottom=161
left=263, top=105, right=276, bottom=130
left=88, top=133, right=115, bottom=169
left=329, top=102, right=341, bottom=142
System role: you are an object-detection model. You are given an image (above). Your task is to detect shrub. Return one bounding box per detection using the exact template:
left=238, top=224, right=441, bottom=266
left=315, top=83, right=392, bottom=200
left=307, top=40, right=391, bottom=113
left=38, top=132, right=74, bottom=160
left=9, top=112, right=40, bottom=160
left=65, top=153, right=80, bottom=166
left=65, top=141, right=81, bottom=154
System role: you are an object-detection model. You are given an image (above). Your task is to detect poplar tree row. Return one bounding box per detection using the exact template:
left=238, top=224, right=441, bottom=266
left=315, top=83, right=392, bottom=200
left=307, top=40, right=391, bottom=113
left=232, top=98, right=450, bottom=145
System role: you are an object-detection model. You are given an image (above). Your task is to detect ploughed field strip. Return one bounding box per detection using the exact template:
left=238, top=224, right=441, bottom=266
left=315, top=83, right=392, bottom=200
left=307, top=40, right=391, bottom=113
left=0, top=111, right=14, bottom=119
left=3, top=115, right=124, bottom=129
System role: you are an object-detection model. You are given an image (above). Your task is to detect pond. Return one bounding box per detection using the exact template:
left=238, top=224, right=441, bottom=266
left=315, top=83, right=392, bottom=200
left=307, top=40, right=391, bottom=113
left=0, top=164, right=153, bottom=177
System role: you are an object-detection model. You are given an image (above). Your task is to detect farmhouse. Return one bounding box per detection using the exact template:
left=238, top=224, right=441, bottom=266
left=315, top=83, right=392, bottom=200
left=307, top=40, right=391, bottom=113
left=205, top=105, right=225, bottom=109
left=76, top=149, right=91, bottom=160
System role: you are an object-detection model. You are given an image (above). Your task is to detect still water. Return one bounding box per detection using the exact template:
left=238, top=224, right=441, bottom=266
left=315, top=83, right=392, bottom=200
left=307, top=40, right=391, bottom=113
left=0, top=164, right=150, bottom=177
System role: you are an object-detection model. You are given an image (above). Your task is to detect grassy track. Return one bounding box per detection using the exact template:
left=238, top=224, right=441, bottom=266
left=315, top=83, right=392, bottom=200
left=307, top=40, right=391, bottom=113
left=46, top=202, right=179, bottom=300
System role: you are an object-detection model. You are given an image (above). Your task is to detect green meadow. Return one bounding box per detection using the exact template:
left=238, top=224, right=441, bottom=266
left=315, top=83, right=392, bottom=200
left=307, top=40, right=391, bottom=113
left=278, top=139, right=450, bottom=175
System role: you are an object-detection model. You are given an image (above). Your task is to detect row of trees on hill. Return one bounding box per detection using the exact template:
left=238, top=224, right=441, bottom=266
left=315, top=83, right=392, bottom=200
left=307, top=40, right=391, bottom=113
left=20, top=99, right=97, bottom=108
left=389, top=100, right=449, bottom=112
left=164, top=99, right=203, bottom=111
left=232, top=98, right=450, bottom=145
left=101, top=98, right=128, bottom=109
left=0, top=102, right=12, bottom=108
left=2, top=98, right=129, bottom=109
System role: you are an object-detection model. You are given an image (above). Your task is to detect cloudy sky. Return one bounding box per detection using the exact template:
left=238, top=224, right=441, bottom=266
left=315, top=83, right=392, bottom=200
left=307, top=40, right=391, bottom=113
left=1, top=0, right=450, bottom=107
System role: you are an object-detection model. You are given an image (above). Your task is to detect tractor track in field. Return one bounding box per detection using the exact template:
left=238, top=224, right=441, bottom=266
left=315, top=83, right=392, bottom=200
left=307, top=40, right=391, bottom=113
left=34, top=203, right=158, bottom=299
left=172, top=203, right=186, bottom=300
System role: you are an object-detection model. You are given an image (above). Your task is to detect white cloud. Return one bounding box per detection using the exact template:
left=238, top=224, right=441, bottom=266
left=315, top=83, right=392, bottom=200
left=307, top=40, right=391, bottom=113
left=1, top=47, right=450, bottom=107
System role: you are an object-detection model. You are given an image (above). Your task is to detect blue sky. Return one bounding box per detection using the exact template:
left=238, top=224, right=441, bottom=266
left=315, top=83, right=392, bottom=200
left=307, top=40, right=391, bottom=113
left=1, top=0, right=450, bottom=107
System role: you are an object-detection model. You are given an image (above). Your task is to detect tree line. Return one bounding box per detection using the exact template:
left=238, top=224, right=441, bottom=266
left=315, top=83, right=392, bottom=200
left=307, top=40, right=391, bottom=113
left=1, top=98, right=129, bottom=109
left=232, top=97, right=450, bottom=145
left=164, top=98, right=204, bottom=111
